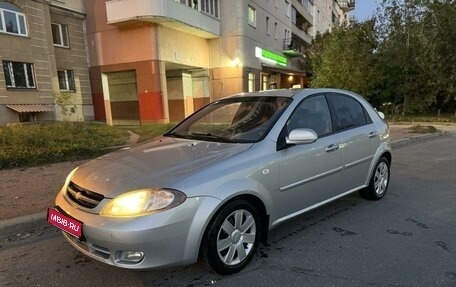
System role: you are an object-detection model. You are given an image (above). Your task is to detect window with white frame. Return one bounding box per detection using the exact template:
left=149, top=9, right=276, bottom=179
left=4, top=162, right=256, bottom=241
left=51, top=22, right=69, bottom=47
left=2, top=60, right=36, bottom=89
left=57, top=69, right=75, bottom=91
left=0, top=2, right=27, bottom=36
left=248, top=5, right=256, bottom=27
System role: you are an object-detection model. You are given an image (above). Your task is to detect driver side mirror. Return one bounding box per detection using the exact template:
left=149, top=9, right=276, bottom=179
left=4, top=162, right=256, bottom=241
left=286, top=128, right=318, bottom=145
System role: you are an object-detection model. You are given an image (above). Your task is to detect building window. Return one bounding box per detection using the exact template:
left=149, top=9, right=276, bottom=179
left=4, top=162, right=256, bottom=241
left=58, top=70, right=75, bottom=91
left=302, top=0, right=312, bottom=15
left=261, top=74, right=268, bottom=91
left=2, top=60, right=36, bottom=89
left=0, top=2, right=27, bottom=36
left=248, top=5, right=256, bottom=27
left=248, top=73, right=255, bottom=92
left=200, top=0, right=219, bottom=18
left=176, top=0, right=219, bottom=18
left=274, top=22, right=278, bottom=40
left=266, top=16, right=270, bottom=35
left=284, top=29, right=289, bottom=41
left=285, top=0, right=291, bottom=17
left=51, top=23, right=69, bottom=47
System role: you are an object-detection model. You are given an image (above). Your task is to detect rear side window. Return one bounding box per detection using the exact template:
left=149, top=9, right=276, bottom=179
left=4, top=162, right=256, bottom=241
left=327, top=93, right=370, bottom=131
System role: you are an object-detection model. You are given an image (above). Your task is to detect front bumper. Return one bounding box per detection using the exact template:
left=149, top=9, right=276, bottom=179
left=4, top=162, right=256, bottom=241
left=55, top=190, right=221, bottom=269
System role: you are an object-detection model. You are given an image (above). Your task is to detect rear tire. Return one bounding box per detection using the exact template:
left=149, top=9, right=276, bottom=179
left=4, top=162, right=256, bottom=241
left=201, top=199, right=261, bottom=275
left=360, top=157, right=390, bottom=200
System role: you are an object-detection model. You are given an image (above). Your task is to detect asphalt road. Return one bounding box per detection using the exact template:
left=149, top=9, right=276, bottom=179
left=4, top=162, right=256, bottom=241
left=1, top=134, right=455, bottom=287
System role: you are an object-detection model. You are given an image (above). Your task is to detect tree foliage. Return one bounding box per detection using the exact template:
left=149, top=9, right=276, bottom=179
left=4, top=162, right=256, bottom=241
left=308, top=0, right=456, bottom=115
left=308, top=21, right=378, bottom=99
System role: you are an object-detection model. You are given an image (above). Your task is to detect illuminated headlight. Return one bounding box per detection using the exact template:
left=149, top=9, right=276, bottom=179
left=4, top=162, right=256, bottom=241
left=100, top=189, right=186, bottom=217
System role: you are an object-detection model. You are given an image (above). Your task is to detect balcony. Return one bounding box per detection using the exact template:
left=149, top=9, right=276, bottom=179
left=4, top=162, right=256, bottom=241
left=283, top=38, right=302, bottom=57
left=106, top=0, right=220, bottom=39
left=291, top=24, right=312, bottom=45
left=338, top=0, right=355, bottom=12
left=283, top=33, right=310, bottom=58
left=290, top=0, right=313, bottom=23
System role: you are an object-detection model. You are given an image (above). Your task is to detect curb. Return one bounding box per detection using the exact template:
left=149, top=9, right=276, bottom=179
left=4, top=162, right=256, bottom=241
left=0, top=211, right=47, bottom=239
left=0, top=131, right=449, bottom=239
left=391, top=131, right=446, bottom=148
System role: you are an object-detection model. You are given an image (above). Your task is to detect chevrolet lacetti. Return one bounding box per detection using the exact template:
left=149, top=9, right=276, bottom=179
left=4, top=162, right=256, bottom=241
left=48, top=89, right=391, bottom=274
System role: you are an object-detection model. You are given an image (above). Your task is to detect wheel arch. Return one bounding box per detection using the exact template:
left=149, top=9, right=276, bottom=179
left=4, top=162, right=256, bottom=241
left=196, top=193, right=270, bottom=261
left=365, top=146, right=392, bottom=186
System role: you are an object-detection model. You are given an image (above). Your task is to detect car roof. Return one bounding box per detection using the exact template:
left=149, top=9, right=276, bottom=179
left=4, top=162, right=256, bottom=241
left=228, top=88, right=360, bottom=99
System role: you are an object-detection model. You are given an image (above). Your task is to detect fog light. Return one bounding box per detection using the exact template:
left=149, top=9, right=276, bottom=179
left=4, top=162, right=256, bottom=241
left=117, top=251, right=144, bottom=263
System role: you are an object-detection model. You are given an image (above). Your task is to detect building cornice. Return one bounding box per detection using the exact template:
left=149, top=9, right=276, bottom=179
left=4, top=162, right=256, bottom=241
left=49, top=3, right=85, bottom=19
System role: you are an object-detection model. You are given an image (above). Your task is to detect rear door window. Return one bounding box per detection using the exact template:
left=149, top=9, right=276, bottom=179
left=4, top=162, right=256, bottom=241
left=327, top=93, right=371, bottom=131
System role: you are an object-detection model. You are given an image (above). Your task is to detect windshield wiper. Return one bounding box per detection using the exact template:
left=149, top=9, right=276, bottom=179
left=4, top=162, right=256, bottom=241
left=164, top=132, right=191, bottom=139
left=166, top=132, right=234, bottom=142
left=190, top=132, right=238, bottom=143
left=190, top=132, right=224, bottom=139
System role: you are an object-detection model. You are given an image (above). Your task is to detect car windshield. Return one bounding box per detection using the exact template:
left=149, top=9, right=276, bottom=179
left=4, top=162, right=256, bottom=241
left=165, top=96, right=291, bottom=143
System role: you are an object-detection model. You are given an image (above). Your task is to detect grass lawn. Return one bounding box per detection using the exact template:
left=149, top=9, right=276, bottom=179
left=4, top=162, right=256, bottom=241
left=0, top=122, right=128, bottom=169
left=0, top=122, right=178, bottom=169
left=128, top=123, right=177, bottom=142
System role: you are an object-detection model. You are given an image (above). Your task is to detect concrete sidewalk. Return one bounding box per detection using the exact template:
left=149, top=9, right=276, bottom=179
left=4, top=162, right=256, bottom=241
left=0, top=125, right=450, bottom=239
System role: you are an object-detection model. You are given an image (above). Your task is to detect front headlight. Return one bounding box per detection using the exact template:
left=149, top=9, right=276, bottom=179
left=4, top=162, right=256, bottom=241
left=100, top=189, right=186, bottom=217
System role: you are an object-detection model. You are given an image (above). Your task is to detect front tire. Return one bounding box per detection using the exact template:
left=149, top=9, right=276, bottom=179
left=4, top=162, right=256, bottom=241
left=201, top=199, right=261, bottom=275
left=360, top=157, right=390, bottom=200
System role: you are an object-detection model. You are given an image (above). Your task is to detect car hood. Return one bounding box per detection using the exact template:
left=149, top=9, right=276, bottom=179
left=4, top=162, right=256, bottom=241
left=70, top=136, right=252, bottom=198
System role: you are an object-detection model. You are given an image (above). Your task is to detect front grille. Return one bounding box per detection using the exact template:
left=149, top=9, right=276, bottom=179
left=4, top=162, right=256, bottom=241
left=67, top=181, right=104, bottom=208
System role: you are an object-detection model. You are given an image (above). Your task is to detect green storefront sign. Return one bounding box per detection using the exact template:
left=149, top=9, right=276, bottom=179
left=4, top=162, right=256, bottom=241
left=255, top=47, right=287, bottom=66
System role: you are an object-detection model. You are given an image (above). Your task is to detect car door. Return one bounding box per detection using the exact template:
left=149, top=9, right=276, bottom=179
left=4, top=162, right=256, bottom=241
left=276, top=95, right=344, bottom=221
left=326, top=93, right=381, bottom=192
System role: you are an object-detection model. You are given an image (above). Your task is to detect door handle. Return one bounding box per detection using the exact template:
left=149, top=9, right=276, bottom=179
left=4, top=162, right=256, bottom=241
left=368, top=131, right=378, bottom=138
left=325, top=144, right=339, bottom=152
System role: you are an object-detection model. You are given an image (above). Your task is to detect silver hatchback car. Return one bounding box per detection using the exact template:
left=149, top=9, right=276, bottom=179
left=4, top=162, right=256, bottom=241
left=48, top=89, right=391, bottom=274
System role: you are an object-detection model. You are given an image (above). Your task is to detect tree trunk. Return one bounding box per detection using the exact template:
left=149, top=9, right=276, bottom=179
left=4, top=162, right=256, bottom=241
left=402, top=95, right=409, bottom=116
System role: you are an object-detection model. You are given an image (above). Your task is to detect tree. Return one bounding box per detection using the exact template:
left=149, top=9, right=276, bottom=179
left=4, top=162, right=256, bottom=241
left=375, top=0, right=456, bottom=115
left=306, top=0, right=456, bottom=116
left=375, top=0, right=428, bottom=115
left=308, top=21, right=378, bottom=100
left=415, top=0, right=456, bottom=116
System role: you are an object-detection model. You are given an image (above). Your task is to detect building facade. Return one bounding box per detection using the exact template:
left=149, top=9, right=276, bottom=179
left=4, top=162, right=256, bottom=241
left=0, top=0, right=93, bottom=125
left=85, top=0, right=354, bottom=125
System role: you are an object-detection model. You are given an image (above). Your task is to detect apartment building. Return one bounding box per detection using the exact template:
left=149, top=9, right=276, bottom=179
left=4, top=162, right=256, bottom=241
left=85, top=0, right=354, bottom=125
left=0, top=0, right=93, bottom=125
